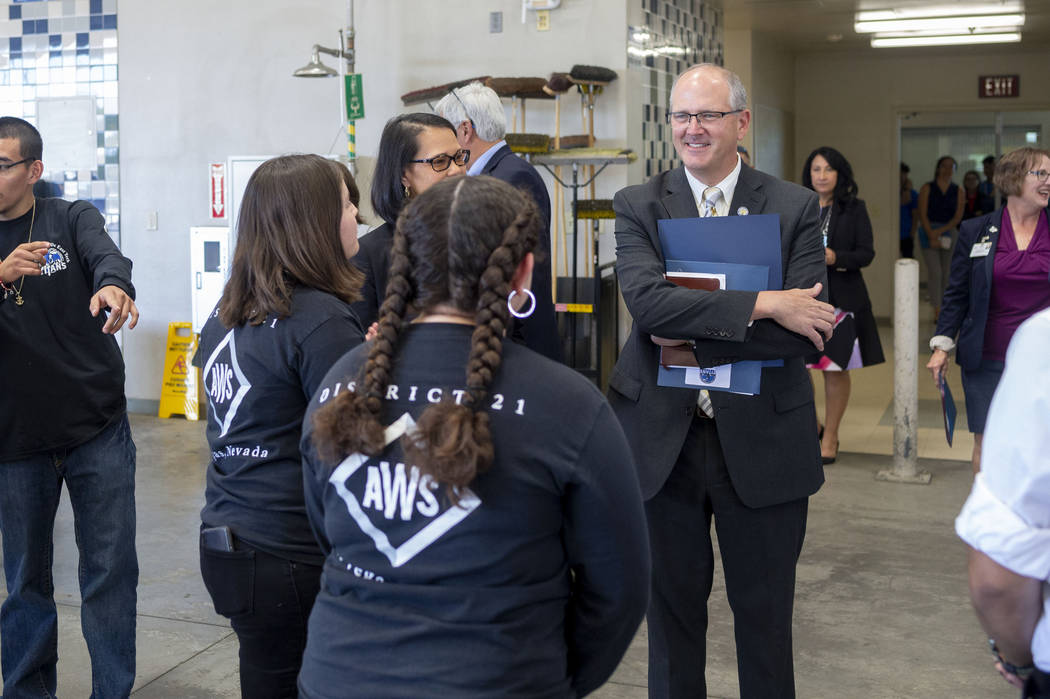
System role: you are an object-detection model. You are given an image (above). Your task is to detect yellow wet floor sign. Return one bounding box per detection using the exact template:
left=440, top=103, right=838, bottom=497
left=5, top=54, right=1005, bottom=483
left=159, top=322, right=200, bottom=420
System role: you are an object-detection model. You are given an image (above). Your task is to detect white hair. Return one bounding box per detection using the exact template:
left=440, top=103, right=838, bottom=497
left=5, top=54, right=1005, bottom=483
left=670, top=63, right=748, bottom=111
left=434, top=81, right=506, bottom=142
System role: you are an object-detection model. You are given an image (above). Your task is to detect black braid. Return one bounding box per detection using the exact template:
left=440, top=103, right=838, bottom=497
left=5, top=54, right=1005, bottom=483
left=311, top=217, right=417, bottom=463
left=407, top=202, right=539, bottom=504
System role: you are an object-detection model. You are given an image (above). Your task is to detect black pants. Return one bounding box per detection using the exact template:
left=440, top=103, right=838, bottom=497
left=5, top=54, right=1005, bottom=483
left=1025, top=668, right=1050, bottom=699
left=200, top=536, right=322, bottom=699
left=645, top=417, right=808, bottom=699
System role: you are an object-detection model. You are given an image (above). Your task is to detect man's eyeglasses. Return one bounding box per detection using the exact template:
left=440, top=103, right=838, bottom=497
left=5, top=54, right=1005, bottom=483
left=1027, top=169, right=1050, bottom=181
left=666, top=110, right=744, bottom=126
left=410, top=149, right=470, bottom=172
left=0, top=158, right=32, bottom=174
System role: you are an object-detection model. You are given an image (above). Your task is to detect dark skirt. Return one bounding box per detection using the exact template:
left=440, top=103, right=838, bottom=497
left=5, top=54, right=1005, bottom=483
left=806, top=306, right=885, bottom=370
left=961, top=359, right=1005, bottom=433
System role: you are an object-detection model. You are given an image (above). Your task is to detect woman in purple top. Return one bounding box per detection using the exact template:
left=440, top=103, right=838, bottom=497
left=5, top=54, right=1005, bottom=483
left=927, top=147, right=1050, bottom=472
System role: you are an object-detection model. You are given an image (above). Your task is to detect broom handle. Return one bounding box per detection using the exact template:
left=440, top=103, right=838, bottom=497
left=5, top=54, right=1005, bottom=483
left=554, top=95, right=561, bottom=149
left=551, top=95, right=562, bottom=296
left=559, top=168, right=568, bottom=278
left=587, top=89, right=596, bottom=277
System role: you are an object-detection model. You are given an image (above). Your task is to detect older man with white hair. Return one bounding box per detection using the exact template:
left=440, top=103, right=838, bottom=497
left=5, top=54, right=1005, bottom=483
left=436, top=82, right=561, bottom=362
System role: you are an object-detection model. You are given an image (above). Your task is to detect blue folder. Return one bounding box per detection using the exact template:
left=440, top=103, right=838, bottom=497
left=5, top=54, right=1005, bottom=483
left=656, top=215, right=787, bottom=393
left=658, top=214, right=783, bottom=290
left=938, top=375, right=957, bottom=447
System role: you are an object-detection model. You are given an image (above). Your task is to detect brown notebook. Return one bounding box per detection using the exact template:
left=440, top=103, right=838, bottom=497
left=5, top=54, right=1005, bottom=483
left=658, top=272, right=724, bottom=369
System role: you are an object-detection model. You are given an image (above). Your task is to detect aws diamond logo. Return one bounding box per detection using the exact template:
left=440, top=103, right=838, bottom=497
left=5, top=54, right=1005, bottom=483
left=329, top=413, right=481, bottom=568
left=203, top=330, right=251, bottom=437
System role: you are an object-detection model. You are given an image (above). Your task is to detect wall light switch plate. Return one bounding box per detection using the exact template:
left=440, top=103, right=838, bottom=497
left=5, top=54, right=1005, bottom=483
left=536, top=9, right=550, bottom=31
left=490, top=11, right=502, bottom=33
left=146, top=211, right=158, bottom=230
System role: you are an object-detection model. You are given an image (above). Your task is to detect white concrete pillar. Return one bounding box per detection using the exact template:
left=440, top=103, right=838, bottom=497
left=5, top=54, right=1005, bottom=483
left=877, top=259, right=931, bottom=485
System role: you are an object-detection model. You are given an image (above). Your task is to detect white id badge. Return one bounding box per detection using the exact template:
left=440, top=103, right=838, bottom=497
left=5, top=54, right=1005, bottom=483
left=970, top=242, right=993, bottom=257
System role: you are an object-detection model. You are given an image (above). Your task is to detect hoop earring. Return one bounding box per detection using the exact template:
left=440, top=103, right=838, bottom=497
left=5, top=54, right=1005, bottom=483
left=508, top=289, right=536, bottom=319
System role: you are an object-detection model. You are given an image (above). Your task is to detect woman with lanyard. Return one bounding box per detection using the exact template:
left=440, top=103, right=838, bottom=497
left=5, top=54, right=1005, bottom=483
left=350, top=112, right=468, bottom=329
left=918, top=155, right=966, bottom=320
left=802, top=146, right=884, bottom=464
left=195, top=154, right=365, bottom=697
left=298, top=176, right=649, bottom=698
left=927, top=146, right=1050, bottom=473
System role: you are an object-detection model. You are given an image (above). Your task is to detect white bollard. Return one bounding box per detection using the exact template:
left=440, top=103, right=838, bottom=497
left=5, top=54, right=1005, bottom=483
left=877, top=258, right=931, bottom=484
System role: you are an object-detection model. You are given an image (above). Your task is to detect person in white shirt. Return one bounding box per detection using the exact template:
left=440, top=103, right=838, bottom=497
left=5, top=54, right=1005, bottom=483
left=956, top=307, right=1050, bottom=697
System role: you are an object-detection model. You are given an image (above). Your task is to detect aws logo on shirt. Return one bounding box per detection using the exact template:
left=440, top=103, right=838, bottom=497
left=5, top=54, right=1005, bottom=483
left=40, top=244, right=69, bottom=276
left=329, top=413, right=481, bottom=568
left=203, top=330, right=252, bottom=437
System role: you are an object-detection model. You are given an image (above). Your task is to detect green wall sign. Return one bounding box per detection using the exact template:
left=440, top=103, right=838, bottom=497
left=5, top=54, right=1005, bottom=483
left=345, top=74, right=364, bottom=121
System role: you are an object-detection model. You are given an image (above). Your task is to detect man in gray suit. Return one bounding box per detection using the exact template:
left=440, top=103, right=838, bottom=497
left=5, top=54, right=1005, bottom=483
left=607, top=64, right=834, bottom=698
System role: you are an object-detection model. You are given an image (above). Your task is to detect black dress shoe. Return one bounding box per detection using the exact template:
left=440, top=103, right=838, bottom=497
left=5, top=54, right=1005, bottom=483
left=822, top=441, right=839, bottom=465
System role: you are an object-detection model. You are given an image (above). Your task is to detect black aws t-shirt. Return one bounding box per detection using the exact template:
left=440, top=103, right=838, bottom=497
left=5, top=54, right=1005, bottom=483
left=196, top=287, right=363, bottom=563
left=297, top=323, right=649, bottom=698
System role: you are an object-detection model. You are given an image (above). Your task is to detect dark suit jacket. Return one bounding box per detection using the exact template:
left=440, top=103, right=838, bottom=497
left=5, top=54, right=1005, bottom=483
left=607, top=164, right=827, bottom=506
left=349, top=221, right=393, bottom=329
left=933, top=207, right=1050, bottom=370
left=825, top=198, right=875, bottom=312
left=483, top=144, right=563, bottom=362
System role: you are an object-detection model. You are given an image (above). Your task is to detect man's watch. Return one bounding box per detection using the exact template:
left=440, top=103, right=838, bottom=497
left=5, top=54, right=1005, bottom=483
left=989, top=639, right=1036, bottom=679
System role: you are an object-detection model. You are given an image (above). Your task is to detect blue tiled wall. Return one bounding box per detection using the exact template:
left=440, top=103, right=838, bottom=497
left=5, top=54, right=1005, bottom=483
left=629, top=0, right=723, bottom=179
left=0, top=0, right=118, bottom=234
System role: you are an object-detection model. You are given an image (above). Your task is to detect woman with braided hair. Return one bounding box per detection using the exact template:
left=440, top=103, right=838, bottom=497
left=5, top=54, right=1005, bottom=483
left=297, top=176, right=649, bottom=698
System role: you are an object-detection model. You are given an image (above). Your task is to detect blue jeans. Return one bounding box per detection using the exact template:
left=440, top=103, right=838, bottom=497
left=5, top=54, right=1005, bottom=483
left=0, top=414, right=138, bottom=699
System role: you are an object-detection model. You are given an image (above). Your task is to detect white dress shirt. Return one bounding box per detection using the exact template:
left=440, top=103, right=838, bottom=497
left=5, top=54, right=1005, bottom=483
left=956, top=307, right=1050, bottom=671
left=683, top=154, right=742, bottom=217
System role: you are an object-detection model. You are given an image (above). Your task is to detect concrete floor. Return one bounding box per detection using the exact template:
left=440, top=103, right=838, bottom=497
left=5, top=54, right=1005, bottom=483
left=0, top=319, right=1017, bottom=698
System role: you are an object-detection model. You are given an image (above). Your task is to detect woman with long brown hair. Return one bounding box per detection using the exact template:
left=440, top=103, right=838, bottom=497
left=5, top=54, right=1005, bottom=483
left=298, top=176, right=648, bottom=698
left=195, top=154, right=364, bottom=698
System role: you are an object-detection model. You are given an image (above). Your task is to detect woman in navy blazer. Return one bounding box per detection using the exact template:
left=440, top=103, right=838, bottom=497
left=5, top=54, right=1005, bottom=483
left=928, top=147, right=1050, bottom=472
left=802, top=147, right=885, bottom=464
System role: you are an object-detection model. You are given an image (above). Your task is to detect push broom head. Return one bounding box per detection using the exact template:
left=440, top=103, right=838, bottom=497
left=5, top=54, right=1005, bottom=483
left=485, top=77, right=554, bottom=100
left=575, top=199, right=616, bottom=219
left=569, top=65, right=618, bottom=85
left=505, top=133, right=551, bottom=154
left=400, top=76, right=490, bottom=106
left=542, top=72, right=573, bottom=96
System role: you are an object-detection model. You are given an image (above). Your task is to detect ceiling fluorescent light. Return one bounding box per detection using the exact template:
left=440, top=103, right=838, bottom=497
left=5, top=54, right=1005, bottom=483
left=856, top=13, right=1024, bottom=33
left=857, top=4, right=1023, bottom=22
left=873, top=26, right=1009, bottom=38
left=871, top=32, right=1022, bottom=47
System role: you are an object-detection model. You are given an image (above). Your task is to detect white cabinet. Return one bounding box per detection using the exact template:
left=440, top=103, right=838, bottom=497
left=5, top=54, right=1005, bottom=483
left=189, top=226, right=229, bottom=333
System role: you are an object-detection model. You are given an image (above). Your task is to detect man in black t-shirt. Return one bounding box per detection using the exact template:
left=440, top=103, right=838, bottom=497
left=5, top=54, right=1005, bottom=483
left=0, top=117, right=139, bottom=698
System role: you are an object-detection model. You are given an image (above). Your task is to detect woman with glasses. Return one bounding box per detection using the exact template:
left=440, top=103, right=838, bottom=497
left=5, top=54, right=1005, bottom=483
left=195, top=154, right=365, bottom=698
left=351, top=113, right=468, bottom=328
left=801, top=146, right=884, bottom=465
left=918, top=155, right=966, bottom=319
left=927, top=147, right=1050, bottom=472
left=298, top=176, right=649, bottom=698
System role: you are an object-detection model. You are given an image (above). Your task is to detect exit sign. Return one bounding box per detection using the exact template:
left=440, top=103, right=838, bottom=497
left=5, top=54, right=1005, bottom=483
left=979, top=75, right=1020, bottom=99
